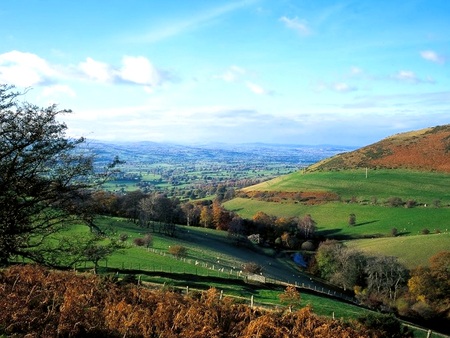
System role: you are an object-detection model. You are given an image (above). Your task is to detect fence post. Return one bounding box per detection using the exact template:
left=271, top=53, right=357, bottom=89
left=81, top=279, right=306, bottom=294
left=186, top=286, right=189, bottom=295
left=251, top=295, right=254, bottom=309
left=427, top=330, right=432, bottom=338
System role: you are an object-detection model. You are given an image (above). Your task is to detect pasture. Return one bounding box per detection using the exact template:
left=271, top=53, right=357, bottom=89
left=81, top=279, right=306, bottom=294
left=224, top=197, right=450, bottom=239
left=345, top=233, right=450, bottom=269
left=243, top=169, right=450, bottom=206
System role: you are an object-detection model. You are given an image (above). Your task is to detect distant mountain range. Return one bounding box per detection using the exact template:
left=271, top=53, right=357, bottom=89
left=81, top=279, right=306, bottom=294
left=308, top=124, right=450, bottom=172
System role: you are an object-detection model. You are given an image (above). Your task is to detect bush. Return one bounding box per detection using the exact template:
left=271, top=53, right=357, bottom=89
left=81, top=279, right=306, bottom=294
left=421, top=228, right=430, bottom=235
left=391, top=227, right=398, bottom=237
left=133, top=237, right=146, bottom=246
left=242, top=262, right=264, bottom=274
left=119, top=233, right=129, bottom=242
left=387, top=197, right=404, bottom=207
left=168, top=245, right=187, bottom=258
left=405, top=200, right=416, bottom=208
left=356, top=312, right=410, bottom=338
left=301, top=240, right=316, bottom=251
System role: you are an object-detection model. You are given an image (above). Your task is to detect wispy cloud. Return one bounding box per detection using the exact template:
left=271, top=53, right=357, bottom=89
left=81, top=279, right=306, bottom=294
left=215, top=65, right=246, bottom=82
left=280, top=16, right=311, bottom=36
left=420, top=50, right=445, bottom=64
left=391, top=70, right=434, bottom=84
left=314, top=80, right=357, bottom=93
left=132, top=0, right=258, bottom=43
left=42, top=85, right=76, bottom=98
left=215, top=65, right=274, bottom=95
left=245, top=81, right=273, bottom=95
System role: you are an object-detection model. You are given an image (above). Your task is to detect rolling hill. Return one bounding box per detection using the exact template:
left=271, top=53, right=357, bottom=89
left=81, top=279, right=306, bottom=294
left=308, top=124, right=450, bottom=172
left=224, top=124, right=450, bottom=268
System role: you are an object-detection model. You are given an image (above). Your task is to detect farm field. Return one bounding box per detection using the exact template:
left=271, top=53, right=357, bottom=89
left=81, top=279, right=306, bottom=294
left=345, top=233, right=450, bottom=269
left=224, top=197, right=450, bottom=239
left=243, top=169, right=450, bottom=206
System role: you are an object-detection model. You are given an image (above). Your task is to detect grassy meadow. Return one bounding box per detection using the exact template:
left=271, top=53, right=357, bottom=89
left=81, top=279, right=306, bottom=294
left=224, top=168, right=450, bottom=270
left=244, top=169, right=450, bottom=206
left=345, top=233, right=450, bottom=269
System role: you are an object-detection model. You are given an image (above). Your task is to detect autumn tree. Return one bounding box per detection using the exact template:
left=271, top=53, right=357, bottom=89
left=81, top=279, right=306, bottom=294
left=200, top=205, right=213, bottom=228
left=408, top=251, right=450, bottom=321
left=0, top=85, right=116, bottom=266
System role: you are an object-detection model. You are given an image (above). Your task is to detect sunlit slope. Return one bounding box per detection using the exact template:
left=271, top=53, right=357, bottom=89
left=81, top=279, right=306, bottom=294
left=241, top=169, right=450, bottom=205
left=345, top=234, right=450, bottom=269
left=309, top=124, right=450, bottom=172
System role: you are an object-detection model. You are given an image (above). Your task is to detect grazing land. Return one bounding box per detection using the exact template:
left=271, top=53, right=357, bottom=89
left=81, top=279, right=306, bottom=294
left=92, top=141, right=351, bottom=197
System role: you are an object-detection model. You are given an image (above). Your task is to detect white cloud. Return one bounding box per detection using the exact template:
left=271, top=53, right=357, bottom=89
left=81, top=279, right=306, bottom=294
left=216, top=65, right=246, bottom=82
left=392, top=70, right=434, bottom=84
left=78, top=55, right=167, bottom=87
left=245, top=81, right=272, bottom=95
left=420, top=50, right=445, bottom=64
left=0, top=51, right=57, bottom=87
left=120, top=56, right=161, bottom=86
left=280, top=16, right=311, bottom=36
left=42, top=85, right=76, bottom=98
left=333, top=82, right=356, bottom=93
left=79, top=57, right=114, bottom=83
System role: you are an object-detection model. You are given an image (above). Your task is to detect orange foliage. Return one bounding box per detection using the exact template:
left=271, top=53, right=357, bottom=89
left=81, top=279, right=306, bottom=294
left=0, top=265, right=374, bottom=337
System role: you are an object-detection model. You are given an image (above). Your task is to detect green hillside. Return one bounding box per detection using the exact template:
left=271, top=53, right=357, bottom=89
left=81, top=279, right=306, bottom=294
left=345, top=233, right=450, bottom=269
left=242, top=169, right=450, bottom=206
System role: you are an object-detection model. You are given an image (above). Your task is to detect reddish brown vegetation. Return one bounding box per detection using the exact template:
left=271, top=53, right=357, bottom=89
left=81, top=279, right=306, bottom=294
left=240, top=190, right=339, bottom=205
left=0, top=265, right=380, bottom=337
left=313, top=125, right=450, bottom=172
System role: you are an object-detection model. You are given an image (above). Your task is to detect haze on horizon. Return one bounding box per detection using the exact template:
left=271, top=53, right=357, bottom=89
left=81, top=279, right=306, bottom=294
left=1, top=0, right=449, bottom=147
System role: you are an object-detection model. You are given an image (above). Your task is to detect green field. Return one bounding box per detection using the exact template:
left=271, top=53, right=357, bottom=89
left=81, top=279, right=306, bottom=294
left=245, top=169, right=450, bottom=206
left=224, top=197, right=450, bottom=238
left=345, top=233, right=450, bottom=269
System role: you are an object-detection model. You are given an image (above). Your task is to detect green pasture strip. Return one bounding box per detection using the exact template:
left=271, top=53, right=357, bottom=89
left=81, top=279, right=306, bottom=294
left=345, top=234, right=450, bottom=269
left=224, top=198, right=450, bottom=239
left=243, top=169, right=450, bottom=205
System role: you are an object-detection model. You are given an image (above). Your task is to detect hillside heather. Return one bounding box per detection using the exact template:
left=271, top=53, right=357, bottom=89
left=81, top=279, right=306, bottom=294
left=310, top=125, right=450, bottom=172
left=0, top=265, right=409, bottom=338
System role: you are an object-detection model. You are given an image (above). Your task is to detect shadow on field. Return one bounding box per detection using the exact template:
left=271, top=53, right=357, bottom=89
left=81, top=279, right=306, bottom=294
left=356, top=220, right=379, bottom=226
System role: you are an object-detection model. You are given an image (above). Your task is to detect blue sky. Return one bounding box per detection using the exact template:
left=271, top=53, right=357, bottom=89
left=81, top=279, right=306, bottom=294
left=1, top=0, right=449, bottom=146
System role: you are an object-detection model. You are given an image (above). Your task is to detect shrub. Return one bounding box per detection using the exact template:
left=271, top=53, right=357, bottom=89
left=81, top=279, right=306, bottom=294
left=421, top=228, right=430, bottom=235
left=119, top=233, right=129, bottom=242
left=356, top=312, right=409, bottom=338
left=242, top=262, right=264, bottom=274
left=133, top=237, right=145, bottom=246
left=168, top=245, right=188, bottom=258
left=391, top=227, right=398, bottom=237
left=405, top=200, right=416, bottom=208
left=387, top=197, right=404, bottom=207
left=301, top=240, right=316, bottom=251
